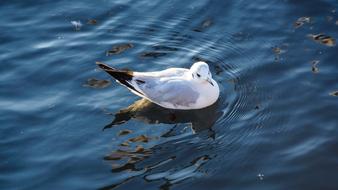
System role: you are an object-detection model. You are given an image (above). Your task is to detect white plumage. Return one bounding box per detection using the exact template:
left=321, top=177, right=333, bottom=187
left=97, top=61, right=219, bottom=110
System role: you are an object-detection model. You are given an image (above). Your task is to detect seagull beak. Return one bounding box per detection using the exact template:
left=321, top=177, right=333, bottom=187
left=207, top=78, right=214, bottom=86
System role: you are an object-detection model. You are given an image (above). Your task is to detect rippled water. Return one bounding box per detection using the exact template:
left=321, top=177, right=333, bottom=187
left=1, top=0, right=338, bottom=189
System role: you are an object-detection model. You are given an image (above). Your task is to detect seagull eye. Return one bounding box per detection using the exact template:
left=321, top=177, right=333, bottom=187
left=196, top=73, right=201, bottom=77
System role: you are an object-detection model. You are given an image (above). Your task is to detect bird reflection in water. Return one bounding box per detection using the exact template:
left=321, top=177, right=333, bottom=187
left=100, top=99, right=222, bottom=190
left=103, top=98, right=222, bottom=136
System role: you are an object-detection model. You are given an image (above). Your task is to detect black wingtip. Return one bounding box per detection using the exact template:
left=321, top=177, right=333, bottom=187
left=96, top=61, right=116, bottom=71
left=95, top=61, right=142, bottom=95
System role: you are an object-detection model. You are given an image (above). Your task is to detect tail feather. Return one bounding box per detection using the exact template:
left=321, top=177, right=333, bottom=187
left=96, top=62, right=144, bottom=95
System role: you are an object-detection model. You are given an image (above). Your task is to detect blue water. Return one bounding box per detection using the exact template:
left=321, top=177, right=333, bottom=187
left=1, top=0, right=338, bottom=189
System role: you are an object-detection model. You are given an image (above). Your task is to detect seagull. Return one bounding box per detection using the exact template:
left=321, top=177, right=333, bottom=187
left=96, top=61, right=220, bottom=110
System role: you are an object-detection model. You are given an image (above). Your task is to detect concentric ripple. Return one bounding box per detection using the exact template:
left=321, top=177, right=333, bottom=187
left=92, top=2, right=289, bottom=189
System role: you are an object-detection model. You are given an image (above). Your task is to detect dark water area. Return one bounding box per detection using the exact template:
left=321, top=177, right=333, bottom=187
left=1, top=0, right=338, bottom=189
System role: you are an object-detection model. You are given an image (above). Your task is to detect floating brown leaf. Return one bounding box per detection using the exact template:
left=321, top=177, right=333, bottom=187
left=309, top=34, right=336, bottom=47
left=83, top=78, right=111, bottom=88
left=106, top=43, right=134, bottom=55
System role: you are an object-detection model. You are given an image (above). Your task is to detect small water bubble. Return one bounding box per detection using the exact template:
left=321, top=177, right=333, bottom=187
left=48, top=104, right=55, bottom=109
left=327, top=16, right=333, bottom=22
left=71, top=20, right=82, bottom=31
left=257, top=173, right=264, bottom=180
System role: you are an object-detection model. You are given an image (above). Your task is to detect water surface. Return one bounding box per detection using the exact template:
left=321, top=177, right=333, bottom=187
left=1, top=0, right=338, bottom=189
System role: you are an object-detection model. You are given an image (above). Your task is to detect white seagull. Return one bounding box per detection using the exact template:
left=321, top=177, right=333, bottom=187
left=96, top=61, right=220, bottom=110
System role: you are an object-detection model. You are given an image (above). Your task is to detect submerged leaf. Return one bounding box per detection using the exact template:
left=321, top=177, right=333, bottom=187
left=103, top=153, right=123, bottom=160
left=118, top=129, right=132, bottom=136
left=139, top=52, right=166, bottom=58
left=329, top=91, right=338, bottom=96
left=106, top=43, right=134, bottom=55
left=194, top=18, right=213, bottom=32
left=83, top=78, right=111, bottom=88
left=87, top=19, right=97, bottom=25
left=120, top=141, right=130, bottom=147
left=294, top=17, right=310, bottom=28
left=311, top=60, right=320, bottom=73
left=128, top=135, right=149, bottom=143
left=272, top=46, right=282, bottom=54
left=308, top=34, right=336, bottom=47
left=134, top=145, right=145, bottom=153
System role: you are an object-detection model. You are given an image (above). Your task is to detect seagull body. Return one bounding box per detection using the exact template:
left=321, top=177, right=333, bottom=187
left=97, top=61, right=219, bottom=110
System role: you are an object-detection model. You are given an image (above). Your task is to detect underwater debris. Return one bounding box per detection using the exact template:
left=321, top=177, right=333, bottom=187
left=257, top=173, right=264, bottom=180
left=139, top=52, right=166, bottom=58
left=128, top=135, right=150, bottom=143
left=329, top=91, right=338, bottom=96
left=152, top=45, right=178, bottom=51
left=308, top=33, right=336, bottom=47
left=272, top=46, right=283, bottom=61
left=118, top=129, right=132, bottom=136
left=311, top=60, right=320, bottom=73
left=215, top=65, right=223, bottom=75
left=106, top=43, right=134, bottom=55
left=272, top=46, right=281, bottom=54
left=83, top=78, right=111, bottom=88
left=120, top=141, right=130, bottom=147
left=71, top=20, right=82, bottom=31
left=327, top=16, right=333, bottom=22
left=294, top=17, right=310, bottom=28
left=194, top=18, right=213, bottom=32
left=103, top=153, right=123, bottom=160
left=192, top=56, right=209, bottom=63
left=87, top=19, right=97, bottom=25
left=134, top=145, right=145, bottom=153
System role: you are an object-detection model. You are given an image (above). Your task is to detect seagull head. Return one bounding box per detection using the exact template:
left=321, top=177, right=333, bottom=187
left=190, top=61, right=214, bottom=86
